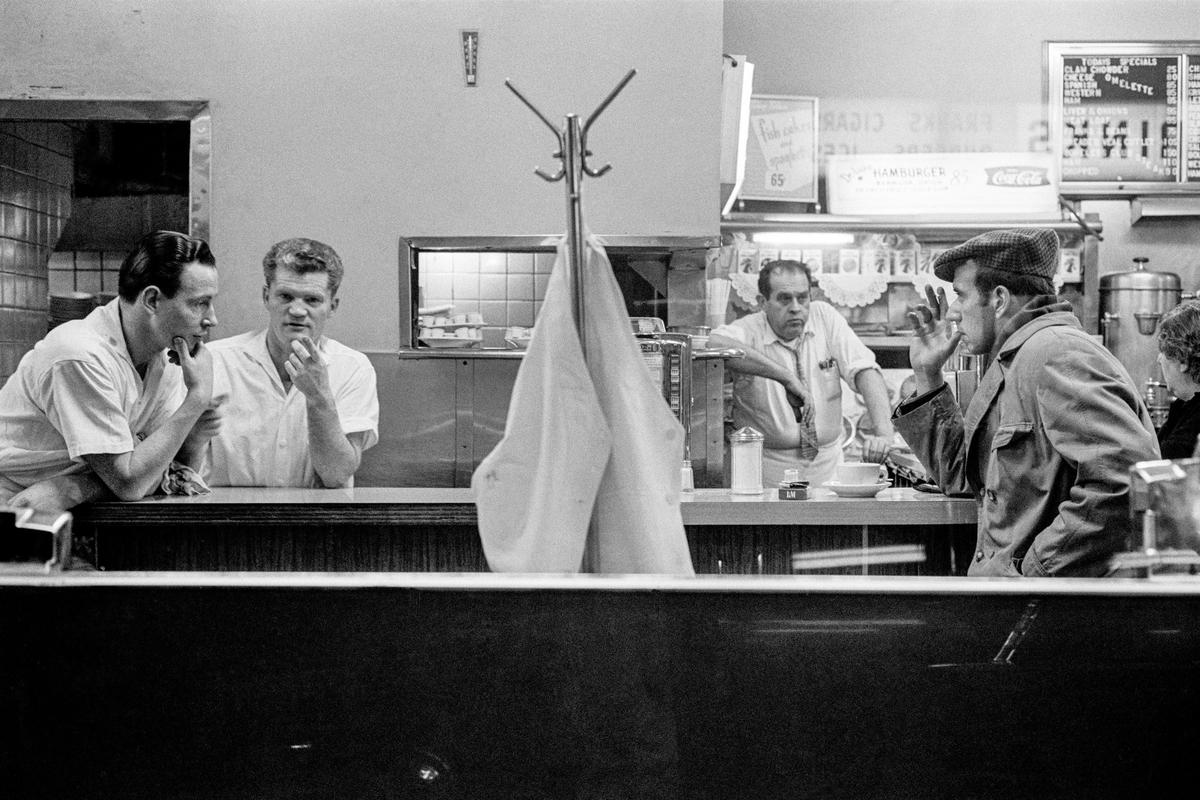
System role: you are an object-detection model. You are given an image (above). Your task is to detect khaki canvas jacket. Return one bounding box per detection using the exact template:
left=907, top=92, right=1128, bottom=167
left=894, top=305, right=1160, bottom=577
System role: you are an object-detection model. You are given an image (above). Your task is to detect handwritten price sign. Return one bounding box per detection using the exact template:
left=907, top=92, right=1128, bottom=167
left=742, top=95, right=818, bottom=202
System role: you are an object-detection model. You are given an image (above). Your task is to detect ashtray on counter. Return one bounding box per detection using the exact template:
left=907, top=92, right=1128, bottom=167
left=777, top=481, right=809, bottom=500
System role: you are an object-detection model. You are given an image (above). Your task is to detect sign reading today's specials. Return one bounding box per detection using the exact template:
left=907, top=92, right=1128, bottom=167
left=741, top=94, right=819, bottom=203
left=1048, top=41, right=1200, bottom=193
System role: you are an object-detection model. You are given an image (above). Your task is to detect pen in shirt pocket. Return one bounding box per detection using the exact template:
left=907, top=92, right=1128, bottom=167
left=818, top=357, right=837, bottom=371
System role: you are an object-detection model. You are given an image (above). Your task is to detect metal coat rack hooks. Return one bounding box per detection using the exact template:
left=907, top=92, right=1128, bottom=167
left=504, top=69, right=636, bottom=574
left=504, top=69, right=636, bottom=355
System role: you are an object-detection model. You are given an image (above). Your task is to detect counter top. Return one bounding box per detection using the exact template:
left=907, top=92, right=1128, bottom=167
left=76, top=486, right=976, bottom=527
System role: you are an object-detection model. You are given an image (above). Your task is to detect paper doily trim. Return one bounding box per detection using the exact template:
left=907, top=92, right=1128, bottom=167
left=730, top=272, right=760, bottom=310
left=813, top=272, right=888, bottom=308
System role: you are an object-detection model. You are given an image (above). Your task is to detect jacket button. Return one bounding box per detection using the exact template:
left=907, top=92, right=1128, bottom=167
left=975, top=550, right=984, bottom=562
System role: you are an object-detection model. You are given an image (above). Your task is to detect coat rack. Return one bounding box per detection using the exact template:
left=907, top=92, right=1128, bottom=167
left=504, top=69, right=636, bottom=357
left=504, top=70, right=636, bottom=573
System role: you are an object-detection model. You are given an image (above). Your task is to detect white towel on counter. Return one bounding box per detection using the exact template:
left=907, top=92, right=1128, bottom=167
left=472, top=233, right=695, bottom=574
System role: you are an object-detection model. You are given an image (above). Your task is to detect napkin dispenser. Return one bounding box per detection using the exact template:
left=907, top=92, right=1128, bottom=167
left=0, top=505, right=73, bottom=572
left=1109, top=459, right=1200, bottom=576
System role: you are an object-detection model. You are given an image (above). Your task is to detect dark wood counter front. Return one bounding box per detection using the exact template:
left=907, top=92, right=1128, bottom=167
left=73, top=487, right=977, bottom=575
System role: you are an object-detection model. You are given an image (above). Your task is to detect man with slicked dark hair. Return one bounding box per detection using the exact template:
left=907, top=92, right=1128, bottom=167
left=1, top=230, right=222, bottom=510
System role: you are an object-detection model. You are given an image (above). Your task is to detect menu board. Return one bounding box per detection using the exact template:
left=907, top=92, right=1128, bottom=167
left=1049, top=42, right=1200, bottom=193
left=1190, top=58, right=1200, bottom=180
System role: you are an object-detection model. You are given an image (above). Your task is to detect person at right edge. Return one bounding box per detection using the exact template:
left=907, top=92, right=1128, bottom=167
left=1154, top=298, right=1200, bottom=459
left=893, top=228, right=1160, bottom=577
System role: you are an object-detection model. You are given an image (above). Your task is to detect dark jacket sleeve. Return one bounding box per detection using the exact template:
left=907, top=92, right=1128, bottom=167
left=892, top=384, right=976, bottom=498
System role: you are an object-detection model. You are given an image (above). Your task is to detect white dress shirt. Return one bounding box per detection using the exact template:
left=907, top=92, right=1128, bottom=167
left=711, top=301, right=882, bottom=485
left=205, top=330, right=379, bottom=488
left=0, top=300, right=183, bottom=498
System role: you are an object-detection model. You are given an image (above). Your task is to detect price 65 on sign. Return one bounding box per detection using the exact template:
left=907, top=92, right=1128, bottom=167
left=742, top=94, right=819, bottom=203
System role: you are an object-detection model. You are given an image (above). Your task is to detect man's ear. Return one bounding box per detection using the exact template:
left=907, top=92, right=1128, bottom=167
left=329, top=294, right=340, bottom=314
left=139, top=285, right=162, bottom=314
left=262, top=284, right=269, bottom=306
left=991, top=285, right=1012, bottom=318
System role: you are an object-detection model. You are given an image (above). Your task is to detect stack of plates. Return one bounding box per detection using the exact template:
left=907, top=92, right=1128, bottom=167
left=48, top=292, right=97, bottom=328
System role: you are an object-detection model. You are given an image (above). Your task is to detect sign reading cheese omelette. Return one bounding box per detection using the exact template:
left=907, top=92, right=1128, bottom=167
left=825, top=152, right=1060, bottom=218
left=741, top=94, right=818, bottom=203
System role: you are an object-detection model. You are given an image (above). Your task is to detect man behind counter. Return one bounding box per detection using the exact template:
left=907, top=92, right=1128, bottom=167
left=897, top=228, right=1160, bottom=577
left=0, top=230, right=221, bottom=509
left=709, top=259, right=896, bottom=486
left=204, top=237, right=378, bottom=488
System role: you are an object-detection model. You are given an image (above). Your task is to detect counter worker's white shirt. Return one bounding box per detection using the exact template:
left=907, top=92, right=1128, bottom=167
left=711, top=300, right=883, bottom=486
left=0, top=299, right=184, bottom=501
left=205, top=330, right=379, bottom=488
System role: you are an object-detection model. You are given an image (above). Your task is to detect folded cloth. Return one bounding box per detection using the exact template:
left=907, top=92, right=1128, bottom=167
left=473, top=232, right=694, bottom=574
left=160, top=461, right=212, bottom=496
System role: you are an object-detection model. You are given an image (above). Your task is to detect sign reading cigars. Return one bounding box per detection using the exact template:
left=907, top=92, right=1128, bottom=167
left=825, top=152, right=1060, bottom=218
left=1048, top=41, right=1200, bottom=195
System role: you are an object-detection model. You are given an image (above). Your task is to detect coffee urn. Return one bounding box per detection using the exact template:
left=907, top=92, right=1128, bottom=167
left=1100, top=257, right=1183, bottom=426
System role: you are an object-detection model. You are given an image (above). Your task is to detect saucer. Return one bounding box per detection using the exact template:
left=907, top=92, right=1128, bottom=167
left=823, top=480, right=890, bottom=498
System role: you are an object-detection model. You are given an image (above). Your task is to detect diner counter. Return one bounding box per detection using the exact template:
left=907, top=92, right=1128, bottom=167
left=75, top=486, right=976, bottom=526
left=68, top=486, right=977, bottom=575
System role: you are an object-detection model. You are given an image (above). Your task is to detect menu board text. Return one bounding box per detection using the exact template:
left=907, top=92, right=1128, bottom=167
left=1061, top=55, right=1179, bottom=182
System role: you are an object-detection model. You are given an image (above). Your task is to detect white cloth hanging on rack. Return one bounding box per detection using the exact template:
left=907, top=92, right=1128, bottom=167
left=472, top=233, right=695, bottom=574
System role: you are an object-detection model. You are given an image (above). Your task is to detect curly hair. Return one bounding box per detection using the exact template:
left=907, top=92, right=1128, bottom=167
left=1157, top=299, right=1200, bottom=384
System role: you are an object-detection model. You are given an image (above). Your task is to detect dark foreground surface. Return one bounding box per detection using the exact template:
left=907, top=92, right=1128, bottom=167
left=3, top=574, right=1198, bottom=799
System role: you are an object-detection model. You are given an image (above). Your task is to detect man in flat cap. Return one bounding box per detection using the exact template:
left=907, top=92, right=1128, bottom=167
left=894, top=228, right=1159, bottom=577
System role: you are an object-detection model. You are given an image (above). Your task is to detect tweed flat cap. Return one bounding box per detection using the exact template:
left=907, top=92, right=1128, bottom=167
left=932, top=228, right=1059, bottom=282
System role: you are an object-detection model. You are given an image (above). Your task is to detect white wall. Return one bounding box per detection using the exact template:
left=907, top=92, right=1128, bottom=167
left=724, top=0, right=1200, bottom=290
left=1, top=0, right=723, bottom=350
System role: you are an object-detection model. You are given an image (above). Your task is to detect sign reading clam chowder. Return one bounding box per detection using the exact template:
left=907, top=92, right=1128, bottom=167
left=826, top=152, right=1060, bottom=217
left=741, top=95, right=819, bottom=202
left=1047, top=42, right=1200, bottom=195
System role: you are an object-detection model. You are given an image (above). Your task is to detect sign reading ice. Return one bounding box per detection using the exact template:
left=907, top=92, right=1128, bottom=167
left=825, top=152, right=1060, bottom=218
left=741, top=94, right=818, bottom=203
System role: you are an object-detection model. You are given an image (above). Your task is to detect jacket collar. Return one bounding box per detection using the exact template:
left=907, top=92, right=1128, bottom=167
left=962, top=296, right=1080, bottom=471
left=991, top=295, right=1077, bottom=360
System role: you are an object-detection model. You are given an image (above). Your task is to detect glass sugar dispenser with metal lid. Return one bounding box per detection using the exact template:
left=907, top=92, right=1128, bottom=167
left=729, top=426, right=765, bottom=494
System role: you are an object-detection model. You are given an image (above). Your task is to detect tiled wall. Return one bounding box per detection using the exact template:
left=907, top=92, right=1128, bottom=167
left=0, top=122, right=72, bottom=384
left=47, top=250, right=127, bottom=296
left=417, top=251, right=556, bottom=327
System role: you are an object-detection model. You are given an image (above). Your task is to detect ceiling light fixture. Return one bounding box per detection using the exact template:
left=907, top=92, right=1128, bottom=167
left=752, top=231, right=856, bottom=246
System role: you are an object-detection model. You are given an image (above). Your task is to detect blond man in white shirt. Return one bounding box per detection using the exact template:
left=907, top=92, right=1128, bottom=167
left=205, top=238, right=378, bottom=488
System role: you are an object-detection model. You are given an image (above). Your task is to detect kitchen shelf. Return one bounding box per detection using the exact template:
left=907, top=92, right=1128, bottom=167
left=721, top=213, right=1097, bottom=240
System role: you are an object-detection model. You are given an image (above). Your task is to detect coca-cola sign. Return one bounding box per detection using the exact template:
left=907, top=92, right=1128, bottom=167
left=985, top=167, right=1051, bottom=187
left=827, top=153, right=1059, bottom=217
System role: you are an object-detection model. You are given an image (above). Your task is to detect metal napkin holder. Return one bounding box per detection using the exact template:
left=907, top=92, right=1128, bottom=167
left=1108, top=459, right=1200, bottom=576
left=0, top=505, right=73, bottom=573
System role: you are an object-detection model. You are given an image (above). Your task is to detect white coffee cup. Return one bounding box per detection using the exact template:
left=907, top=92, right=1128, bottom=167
left=836, top=462, right=887, bottom=485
